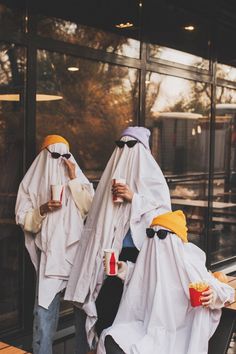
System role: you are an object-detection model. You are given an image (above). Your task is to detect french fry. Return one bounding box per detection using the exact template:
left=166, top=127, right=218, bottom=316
left=189, top=282, right=208, bottom=292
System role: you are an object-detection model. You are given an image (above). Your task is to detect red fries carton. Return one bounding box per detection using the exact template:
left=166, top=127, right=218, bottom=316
left=189, top=282, right=209, bottom=307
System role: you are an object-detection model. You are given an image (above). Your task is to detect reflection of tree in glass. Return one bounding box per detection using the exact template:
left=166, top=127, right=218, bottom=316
left=38, top=17, right=139, bottom=57
left=0, top=44, right=14, bottom=85
left=149, top=44, right=209, bottom=70
left=0, top=44, right=26, bottom=87
left=0, top=45, right=25, bottom=222
left=168, top=81, right=210, bottom=115
left=145, top=71, right=162, bottom=118
left=216, top=87, right=236, bottom=104
left=145, top=73, right=212, bottom=120
left=217, top=63, right=236, bottom=82
left=36, top=50, right=139, bottom=178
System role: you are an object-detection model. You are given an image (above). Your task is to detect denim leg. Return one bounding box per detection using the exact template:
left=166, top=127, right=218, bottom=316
left=32, top=292, right=61, bottom=354
left=74, top=307, right=90, bottom=354
left=105, top=335, right=125, bottom=354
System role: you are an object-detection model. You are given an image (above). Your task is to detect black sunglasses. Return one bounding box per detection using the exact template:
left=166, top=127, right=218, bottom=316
left=146, top=228, right=168, bottom=240
left=115, top=140, right=138, bottom=148
left=46, top=147, right=71, bottom=159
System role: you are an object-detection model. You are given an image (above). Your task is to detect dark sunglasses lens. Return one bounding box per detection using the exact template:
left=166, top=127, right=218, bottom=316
left=157, top=230, right=168, bottom=240
left=115, top=140, right=125, bottom=148
left=127, top=140, right=138, bottom=148
left=63, top=153, right=71, bottom=159
left=51, top=152, right=61, bottom=159
left=146, top=228, right=155, bottom=238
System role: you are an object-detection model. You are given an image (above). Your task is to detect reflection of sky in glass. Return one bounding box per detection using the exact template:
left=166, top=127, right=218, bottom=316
left=150, top=45, right=208, bottom=70
left=111, top=39, right=140, bottom=58
left=217, top=63, right=236, bottom=82
left=147, top=73, right=210, bottom=116
left=148, top=73, right=191, bottom=112
left=216, top=86, right=236, bottom=105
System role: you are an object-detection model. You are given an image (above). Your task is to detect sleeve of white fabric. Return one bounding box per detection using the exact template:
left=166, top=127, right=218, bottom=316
left=130, top=179, right=171, bottom=225
left=209, top=286, right=235, bottom=309
left=68, top=178, right=94, bottom=219
left=24, top=208, right=46, bottom=234
left=131, top=193, right=157, bottom=223
left=117, top=262, right=128, bottom=282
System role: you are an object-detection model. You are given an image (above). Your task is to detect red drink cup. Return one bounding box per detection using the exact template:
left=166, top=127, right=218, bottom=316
left=112, top=178, right=126, bottom=203
left=51, top=184, right=64, bottom=202
left=104, top=249, right=118, bottom=276
left=189, top=282, right=209, bottom=307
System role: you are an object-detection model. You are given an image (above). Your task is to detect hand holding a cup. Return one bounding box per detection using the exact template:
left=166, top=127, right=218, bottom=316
left=112, top=182, right=134, bottom=203
left=40, top=200, right=62, bottom=216
left=116, top=261, right=128, bottom=281
left=63, top=159, right=76, bottom=180
left=103, top=256, right=127, bottom=280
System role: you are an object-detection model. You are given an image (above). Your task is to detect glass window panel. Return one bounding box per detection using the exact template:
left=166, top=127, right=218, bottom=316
left=146, top=72, right=211, bottom=248
left=149, top=44, right=209, bottom=70
left=36, top=50, right=139, bottom=182
left=0, top=43, right=26, bottom=333
left=211, top=87, right=236, bottom=264
left=0, top=3, right=26, bottom=33
left=216, top=63, right=236, bottom=82
left=37, top=16, right=140, bottom=59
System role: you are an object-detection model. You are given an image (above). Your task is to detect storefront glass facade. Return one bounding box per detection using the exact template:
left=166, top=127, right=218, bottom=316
left=0, top=0, right=235, bottom=346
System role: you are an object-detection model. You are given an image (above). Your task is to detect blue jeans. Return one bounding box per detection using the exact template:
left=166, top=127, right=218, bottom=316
left=74, top=307, right=90, bottom=354
left=32, top=292, right=61, bottom=354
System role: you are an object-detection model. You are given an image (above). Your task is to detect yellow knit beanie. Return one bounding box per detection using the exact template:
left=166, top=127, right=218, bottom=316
left=150, top=210, right=188, bottom=242
left=41, top=135, right=70, bottom=150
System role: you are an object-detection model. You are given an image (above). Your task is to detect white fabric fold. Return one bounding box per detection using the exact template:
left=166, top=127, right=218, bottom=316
left=97, top=234, right=235, bottom=354
left=68, top=178, right=94, bottom=219
left=24, top=208, right=46, bottom=234
left=15, top=143, right=94, bottom=308
left=64, top=140, right=171, bottom=346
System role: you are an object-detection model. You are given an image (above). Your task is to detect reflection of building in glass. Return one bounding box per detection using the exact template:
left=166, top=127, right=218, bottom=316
left=215, top=104, right=236, bottom=197
left=147, top=112, right=209, bottom=173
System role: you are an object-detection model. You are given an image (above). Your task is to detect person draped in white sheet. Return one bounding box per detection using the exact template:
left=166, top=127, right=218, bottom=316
left=15, top=135, right=94, bottom=354
left=64, top=126, right=172, bottom=353
left=97, top=210, right=235, bottom=354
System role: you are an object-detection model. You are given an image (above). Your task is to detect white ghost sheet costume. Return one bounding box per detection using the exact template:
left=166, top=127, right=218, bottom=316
left=64, top=135, right=172, bottom=346
left=15, top=142, right=94, bottom=309
left=97, top=229, right=235, bottom=354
